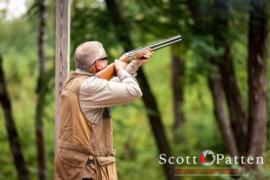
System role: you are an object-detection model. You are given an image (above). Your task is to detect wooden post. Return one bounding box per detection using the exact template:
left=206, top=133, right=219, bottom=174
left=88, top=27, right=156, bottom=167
left=55, top=0, right=70, bottom=146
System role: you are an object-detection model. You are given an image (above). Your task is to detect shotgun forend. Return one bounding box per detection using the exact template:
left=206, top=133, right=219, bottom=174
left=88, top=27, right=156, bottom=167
left=126, top=34, right=182, bottom=60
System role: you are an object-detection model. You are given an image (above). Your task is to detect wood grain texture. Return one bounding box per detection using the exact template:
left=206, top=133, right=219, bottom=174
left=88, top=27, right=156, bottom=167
left=55, top=0, right=70, bottom=145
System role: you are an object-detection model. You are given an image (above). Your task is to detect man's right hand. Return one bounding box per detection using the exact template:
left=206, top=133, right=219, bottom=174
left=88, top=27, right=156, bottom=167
left=114, top=60, right=127, bottom=74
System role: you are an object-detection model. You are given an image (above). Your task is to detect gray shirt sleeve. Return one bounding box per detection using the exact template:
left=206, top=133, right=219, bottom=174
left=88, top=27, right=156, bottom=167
left=79, top=69, right=142, bottom=123
left=110, top=62, right=139, bottom=82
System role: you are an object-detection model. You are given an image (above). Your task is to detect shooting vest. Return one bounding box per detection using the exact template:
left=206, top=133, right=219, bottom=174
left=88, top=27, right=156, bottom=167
left=55, top=72, right=117, bottom=180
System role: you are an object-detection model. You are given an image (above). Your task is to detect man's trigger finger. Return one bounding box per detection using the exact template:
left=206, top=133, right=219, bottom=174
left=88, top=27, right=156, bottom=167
left=144, top=54, right=150, bottom=58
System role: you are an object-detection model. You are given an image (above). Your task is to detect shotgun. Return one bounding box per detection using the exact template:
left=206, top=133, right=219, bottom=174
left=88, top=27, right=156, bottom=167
left=96, top=35, right=182, bottom=80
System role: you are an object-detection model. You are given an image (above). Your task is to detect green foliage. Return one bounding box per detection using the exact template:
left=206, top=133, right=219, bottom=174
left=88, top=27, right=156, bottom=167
left=0, top=0, right=269, bottom=180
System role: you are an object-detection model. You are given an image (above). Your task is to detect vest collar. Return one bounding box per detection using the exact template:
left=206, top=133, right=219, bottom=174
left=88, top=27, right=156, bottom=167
left=74, top=68, right=94, bottom=76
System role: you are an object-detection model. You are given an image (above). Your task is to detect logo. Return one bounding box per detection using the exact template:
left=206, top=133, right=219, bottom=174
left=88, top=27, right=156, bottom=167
left=199, top=150, right=215, bottom=166
left=158, top=149, right=264, bottom=176
left=159, top=149, right=264, bottom=166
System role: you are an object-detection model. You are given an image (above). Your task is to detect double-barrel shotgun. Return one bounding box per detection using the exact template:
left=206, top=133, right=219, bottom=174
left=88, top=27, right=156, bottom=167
left=96, top=35, right=182, bottom=80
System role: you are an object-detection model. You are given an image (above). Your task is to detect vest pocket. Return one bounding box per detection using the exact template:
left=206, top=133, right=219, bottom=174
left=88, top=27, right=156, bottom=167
left=96, top=156, right=115, bottom=165
left=59, top=148, right=87, bottom=168
left=96, top=157, right=117, bottom=180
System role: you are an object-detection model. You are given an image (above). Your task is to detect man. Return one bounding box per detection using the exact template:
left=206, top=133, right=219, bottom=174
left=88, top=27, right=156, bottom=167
left=55, top=41, right=152, bottom=180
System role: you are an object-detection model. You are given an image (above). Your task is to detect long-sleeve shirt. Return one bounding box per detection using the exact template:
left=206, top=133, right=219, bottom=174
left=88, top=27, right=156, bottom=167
left=78, top=66, right=142, bottom=124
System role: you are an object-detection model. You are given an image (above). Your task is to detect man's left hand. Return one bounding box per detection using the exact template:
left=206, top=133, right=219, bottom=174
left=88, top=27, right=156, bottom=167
left=132, top=49, right=153, bottom=67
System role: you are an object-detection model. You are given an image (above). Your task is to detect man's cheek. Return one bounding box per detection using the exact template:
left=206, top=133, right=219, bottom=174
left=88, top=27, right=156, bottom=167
left=102, top=64, right=108, bottom=69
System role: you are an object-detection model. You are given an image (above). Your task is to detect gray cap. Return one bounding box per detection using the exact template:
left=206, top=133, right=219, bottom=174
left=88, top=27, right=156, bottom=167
left=75, top=41, right=107, bottom=69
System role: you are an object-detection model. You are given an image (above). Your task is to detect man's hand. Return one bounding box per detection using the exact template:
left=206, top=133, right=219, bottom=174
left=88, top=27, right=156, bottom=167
left=125, top=49, right=153, bottom=75
left=119, top=48, right=153, bottom=63
left=114, top=60, right=127, bottom=74
left=119, top=53, right=129, bottom=62
left=132, top=49, right=153, bottom=66
left=117, top=49, right=153, bottom=75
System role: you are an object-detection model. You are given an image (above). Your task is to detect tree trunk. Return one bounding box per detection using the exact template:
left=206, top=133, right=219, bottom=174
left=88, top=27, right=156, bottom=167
left=187, top=0, right=243, bottom=157
left=217, top=47, right=247, bottom=155
left=171, top=45, right=185, bottom=141
left=137, top=69, right=176, bottom=180
left=208, top=76, right=238, bottom=156
left=212, top=0, right=247, bottom=155
left=0, top=55, right=30, bottom=180
left=35, top=0, right=48, bottom=179
left=247, top=0, right=269, bottom=170
left=187, top=0, right=209, bottom=35
left=169, top=0, right=185, bottom=143
left=104, top=0, right=176, bottom=179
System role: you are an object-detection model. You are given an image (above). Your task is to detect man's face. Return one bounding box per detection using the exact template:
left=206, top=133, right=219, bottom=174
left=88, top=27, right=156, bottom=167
left=95, top=58, right=108, bottom=72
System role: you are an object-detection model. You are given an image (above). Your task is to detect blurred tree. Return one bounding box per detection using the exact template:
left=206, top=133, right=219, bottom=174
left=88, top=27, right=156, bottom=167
left=208, top=75, right=238, bottom=156
left=168, top=0, right=187, bottom=143
left=35, top=0, right=48, bottom=179
left=171, top=43, right=185, bottom=142
left=187, top=0, right=239, bottom=157
left=212, top=0, right=247, bottom=156
left=0, top=55, right=30, bottom=180
left=247, top=0, right=269, bottom=170
left=188, top=0, right=269, bottom=171
left=211, top=0, right=270, bottom=170
left=103, top=0, right=176, bottom=179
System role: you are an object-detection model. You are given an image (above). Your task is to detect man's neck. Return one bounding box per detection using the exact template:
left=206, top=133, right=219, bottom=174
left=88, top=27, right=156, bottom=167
left=75, top=68, right=92, bottom=74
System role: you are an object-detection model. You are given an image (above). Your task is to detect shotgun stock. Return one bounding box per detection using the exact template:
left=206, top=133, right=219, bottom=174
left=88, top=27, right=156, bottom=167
left=96, top=35, right=182, bottom=80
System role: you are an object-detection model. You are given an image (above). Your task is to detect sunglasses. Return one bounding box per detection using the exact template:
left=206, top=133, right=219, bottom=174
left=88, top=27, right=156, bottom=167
left=97, top=57, right=108, bottom=62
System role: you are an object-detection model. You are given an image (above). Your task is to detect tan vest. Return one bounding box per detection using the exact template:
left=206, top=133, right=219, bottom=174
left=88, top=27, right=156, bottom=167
left=58, top=71, right=115, bottom=156
left=55, top=72, right=117, bottom=180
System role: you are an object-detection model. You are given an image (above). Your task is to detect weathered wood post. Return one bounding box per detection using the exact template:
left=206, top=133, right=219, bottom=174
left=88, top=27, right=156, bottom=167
left=55, top=0, right=71, bottom=147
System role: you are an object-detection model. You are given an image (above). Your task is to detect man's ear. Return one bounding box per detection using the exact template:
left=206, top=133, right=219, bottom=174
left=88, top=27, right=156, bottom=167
left=95, top=61, right=99, bottom=70
left=95, top=61, right=102, bottom=71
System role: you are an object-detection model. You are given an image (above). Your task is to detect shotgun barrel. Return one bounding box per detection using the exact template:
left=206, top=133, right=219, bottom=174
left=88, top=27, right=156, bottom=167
left=96, top=34, right=182, bottom=80
left=126, top=34, right=182, bottom=60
